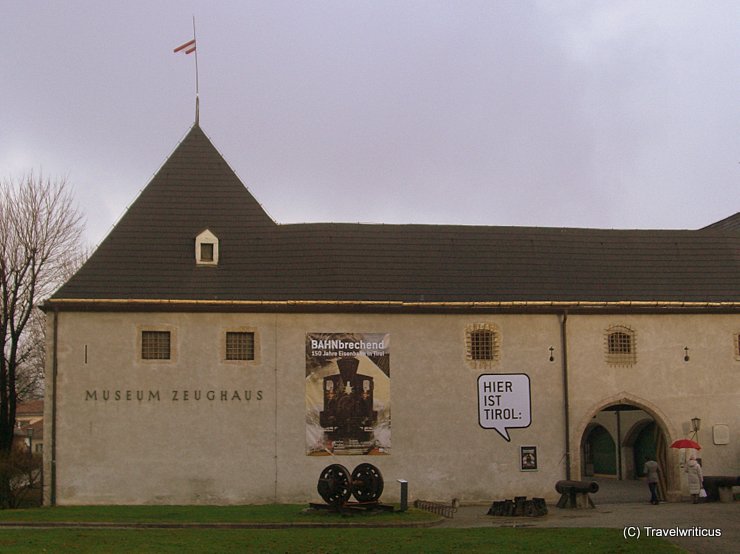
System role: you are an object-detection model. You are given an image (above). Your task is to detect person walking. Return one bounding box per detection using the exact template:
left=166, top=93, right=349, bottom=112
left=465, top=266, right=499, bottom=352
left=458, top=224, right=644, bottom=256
left=685, top=455, right=704, bottom=504
left=643, top=456, right=660, bottom=504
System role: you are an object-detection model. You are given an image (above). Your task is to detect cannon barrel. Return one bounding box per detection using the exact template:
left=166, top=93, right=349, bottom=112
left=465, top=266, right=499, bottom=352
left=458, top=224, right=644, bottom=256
left=703, top=475, right=740, bottom=488
left=702, top=476, right=740, bottom=502
left=555, top=480, right=599, bottom=494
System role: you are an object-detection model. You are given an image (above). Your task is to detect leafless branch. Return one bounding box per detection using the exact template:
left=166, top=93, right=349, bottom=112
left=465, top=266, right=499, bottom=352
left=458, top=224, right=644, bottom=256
left=0, top=172, right=85, bottom=471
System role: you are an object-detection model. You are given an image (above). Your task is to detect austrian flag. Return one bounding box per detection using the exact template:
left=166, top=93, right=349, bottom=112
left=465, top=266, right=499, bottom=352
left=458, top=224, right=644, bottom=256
left=174, top=39, right=196, bottom=55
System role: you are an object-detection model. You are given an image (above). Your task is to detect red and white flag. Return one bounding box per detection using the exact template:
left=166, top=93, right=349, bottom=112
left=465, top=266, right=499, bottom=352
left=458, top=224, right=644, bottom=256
left=174, top=39, right=196, bottom=55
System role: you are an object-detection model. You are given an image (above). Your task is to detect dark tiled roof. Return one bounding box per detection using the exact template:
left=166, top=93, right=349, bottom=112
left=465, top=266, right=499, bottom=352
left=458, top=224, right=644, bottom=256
left=702, top=212, right=740, bottom=232
left=52, top=125, right=740, bottom=306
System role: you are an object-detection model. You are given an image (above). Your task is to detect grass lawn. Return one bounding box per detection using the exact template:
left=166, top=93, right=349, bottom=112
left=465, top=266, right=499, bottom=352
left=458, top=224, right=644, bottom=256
left=0, top=503, right=436, bottom=524
left=0, top=527, right=681, bottom=553
left=0, top=505, right=682, bottom=553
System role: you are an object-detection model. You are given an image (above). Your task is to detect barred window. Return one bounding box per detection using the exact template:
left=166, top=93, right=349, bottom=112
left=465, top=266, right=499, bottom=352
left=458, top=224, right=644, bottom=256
left=465, top=323, right=500, bottom=368
left=226, top=332, right=255, bottom=361
left=605, top=326, right=636, bottom=366
left=608, top=332, right=632, bottom=354
left=470, top=330, right=494, bottom=361
left=141, top=331, right=171, bottom=360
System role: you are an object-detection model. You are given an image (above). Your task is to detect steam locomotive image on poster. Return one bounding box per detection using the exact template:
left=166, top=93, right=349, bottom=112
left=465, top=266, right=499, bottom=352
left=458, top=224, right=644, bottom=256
left=319, top=357, right=378, bottom=442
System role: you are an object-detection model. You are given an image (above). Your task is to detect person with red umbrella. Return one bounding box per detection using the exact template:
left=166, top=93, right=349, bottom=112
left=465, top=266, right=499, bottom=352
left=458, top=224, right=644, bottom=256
left=670, top=438, right=701, bottom=451
left=685, top=455, right=704, bottom=503
left=670, top=438, right=703, bottom=503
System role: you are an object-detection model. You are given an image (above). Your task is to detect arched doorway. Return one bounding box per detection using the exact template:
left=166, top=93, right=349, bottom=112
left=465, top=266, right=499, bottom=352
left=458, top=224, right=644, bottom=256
left=581, top=401, right=673, bottom=500
left=578, top=399, right=675, bottom=501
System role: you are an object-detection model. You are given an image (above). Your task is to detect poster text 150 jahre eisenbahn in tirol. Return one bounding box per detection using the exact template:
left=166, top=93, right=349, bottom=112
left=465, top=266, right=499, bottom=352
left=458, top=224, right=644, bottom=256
left=306, top=333, right=390, bottom=456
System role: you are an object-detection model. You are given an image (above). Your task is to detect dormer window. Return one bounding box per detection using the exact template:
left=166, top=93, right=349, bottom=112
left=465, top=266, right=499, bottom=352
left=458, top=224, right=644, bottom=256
left=200, top=242, right=214, bottom=262
left=195, top=229, right=219, bottom=266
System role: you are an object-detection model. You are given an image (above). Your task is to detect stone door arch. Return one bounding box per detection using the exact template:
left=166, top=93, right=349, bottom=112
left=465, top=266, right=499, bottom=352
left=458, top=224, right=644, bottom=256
left=573, top=393, right=680, bottom=500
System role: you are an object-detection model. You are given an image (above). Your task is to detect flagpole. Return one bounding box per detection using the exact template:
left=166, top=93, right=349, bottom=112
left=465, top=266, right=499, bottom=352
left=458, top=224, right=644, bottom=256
left=173, top=22, right=199, bottom=124
left=193, top=16, right=200, bottom=124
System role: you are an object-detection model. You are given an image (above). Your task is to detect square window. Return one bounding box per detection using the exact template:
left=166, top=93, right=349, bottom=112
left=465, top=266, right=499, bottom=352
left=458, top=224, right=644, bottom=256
left=465, top=323, right=500, bottom=368
left=200, top=243, right=214, bottom=262
left=141, top=331, right=171, bottom=360
left=226, top=332, right=255, bottom=361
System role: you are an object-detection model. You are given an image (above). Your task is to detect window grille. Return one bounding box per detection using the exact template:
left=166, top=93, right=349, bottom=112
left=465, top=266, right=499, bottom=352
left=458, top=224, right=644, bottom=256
left=465, top=323, right=500, bottom=368
left=141, top=331, right=171, bottom=360
left=470, top=330, right=494, bottom=360
left=226, top=332, right=255, bottom=361
left=605, top=326, right=636, bottom=366
left=608, top=332, right=632, bottom=354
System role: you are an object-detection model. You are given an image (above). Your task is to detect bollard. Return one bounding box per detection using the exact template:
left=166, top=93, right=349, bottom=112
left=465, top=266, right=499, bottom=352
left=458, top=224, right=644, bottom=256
left=397, top=479, right=408, bottom=512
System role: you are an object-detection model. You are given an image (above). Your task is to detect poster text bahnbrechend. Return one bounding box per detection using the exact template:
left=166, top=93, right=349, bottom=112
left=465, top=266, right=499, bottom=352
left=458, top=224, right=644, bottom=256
left=306, top=333, right=390, bottom=455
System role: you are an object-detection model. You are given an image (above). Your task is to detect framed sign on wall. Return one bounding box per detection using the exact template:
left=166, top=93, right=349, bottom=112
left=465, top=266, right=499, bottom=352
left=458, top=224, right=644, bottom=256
left=520, top=445, right=538, bottom=471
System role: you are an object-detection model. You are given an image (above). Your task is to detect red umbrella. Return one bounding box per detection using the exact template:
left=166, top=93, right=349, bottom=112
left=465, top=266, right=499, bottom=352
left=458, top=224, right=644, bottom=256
left=670, top=439, right=701, bottom=450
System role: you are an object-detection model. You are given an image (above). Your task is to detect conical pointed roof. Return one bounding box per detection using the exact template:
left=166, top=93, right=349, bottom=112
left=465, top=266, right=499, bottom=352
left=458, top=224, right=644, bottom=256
left=54, top=124, right=277, bottom=300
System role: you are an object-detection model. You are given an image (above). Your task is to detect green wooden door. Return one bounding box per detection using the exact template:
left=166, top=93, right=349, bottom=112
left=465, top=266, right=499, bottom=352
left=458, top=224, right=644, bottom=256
left=589, top=425, right=617, bottom=475
left=633, top=422, right=657, bottom=477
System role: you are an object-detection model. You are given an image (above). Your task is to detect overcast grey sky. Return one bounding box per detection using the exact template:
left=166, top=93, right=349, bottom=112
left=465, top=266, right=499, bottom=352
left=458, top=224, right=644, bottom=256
left=2, top=1, right=738, bottom=247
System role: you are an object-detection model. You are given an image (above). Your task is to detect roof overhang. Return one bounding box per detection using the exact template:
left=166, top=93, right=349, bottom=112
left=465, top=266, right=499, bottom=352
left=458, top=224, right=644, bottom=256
left=42, top=298, right=740, bottom=315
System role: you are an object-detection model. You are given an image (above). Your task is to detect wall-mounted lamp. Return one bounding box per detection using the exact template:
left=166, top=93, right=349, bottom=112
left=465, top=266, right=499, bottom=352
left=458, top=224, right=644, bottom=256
left=683, top=346, right=690, bottom=362
left=691, top=417, right=701, bottom=441
left=691, top=417, right=701, bottom=434
left=548, top=346, right=555, bottom=362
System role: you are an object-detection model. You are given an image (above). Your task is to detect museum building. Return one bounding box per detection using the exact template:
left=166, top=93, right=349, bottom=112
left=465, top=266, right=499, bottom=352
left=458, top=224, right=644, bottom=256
left=43, top=124, right=739, bottom=505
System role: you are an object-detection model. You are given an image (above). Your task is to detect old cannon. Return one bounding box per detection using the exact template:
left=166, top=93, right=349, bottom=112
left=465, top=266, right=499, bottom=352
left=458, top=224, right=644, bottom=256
left=315, top=463, right=386, bottom=510
left=702, top=476, right=740, bottom=502
left=555, top=479, right=599, bottom=509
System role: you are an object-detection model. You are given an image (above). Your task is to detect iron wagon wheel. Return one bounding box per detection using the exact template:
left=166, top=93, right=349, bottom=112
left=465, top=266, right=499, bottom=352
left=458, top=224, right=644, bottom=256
left=351, top=463, right=384, bottom=502
left=317, top=464, right=352, bottom=505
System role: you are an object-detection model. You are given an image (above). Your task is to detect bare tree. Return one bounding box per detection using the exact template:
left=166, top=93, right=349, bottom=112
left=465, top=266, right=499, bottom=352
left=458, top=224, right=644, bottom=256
left=14, top=246, right=88, bottom=404
left=13, top=310, right=46, bottom=401
left=0, top=172, right=83, bottom=507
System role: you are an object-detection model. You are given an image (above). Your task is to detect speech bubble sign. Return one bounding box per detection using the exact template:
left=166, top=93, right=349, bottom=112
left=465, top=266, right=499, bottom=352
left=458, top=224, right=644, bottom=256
left=478, top=374, right=531, bottom=441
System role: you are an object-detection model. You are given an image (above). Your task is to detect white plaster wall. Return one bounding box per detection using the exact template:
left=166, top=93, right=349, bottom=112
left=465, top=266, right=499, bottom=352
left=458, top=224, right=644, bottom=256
left=271, top=313, right=566, bottom=504
left=566, top=314, right=740, bottom=497
left=48, top=312, right=278, bottom=504
left=44, top=310, right=739, bottom=505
